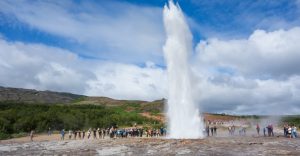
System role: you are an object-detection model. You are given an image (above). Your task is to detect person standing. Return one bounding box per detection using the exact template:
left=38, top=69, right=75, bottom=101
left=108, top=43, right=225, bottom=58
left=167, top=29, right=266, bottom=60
left=93, top=129, right=97, bottom=139
left=68, top=130, right=72, bottom=139
left=74, top=130, right=77, bottom=140
left=213, top=126, right=217, bottom=136
left=97, top=128, right=101, bottom=139
left=48, top=127, right=52, bottom=136
left=102, top=129, right=105, bottom=139
left=140, top=128, right=143, bottom=137
left=82, top=130, right=85, bottom=139
left=232, top=125, right=236, bottom=135
left=106, top=128, right=109, bottom=138
left=210, top=127, right=214, bottom=136
left=270, top=124, right=274, bottom=136
left=292, top=125, right=298, bottom=138
left=78, top=130, right=81, bottom=139
left=206, top=125, right=210, bottom=137
left=30, top=130, right=34, bottom=141
left=294, top=125, right=298, bottom=138
left=109, top=127, right=115, bottom=138
left=256, top=124, right=260, bottom=136
left=267, top=125, right=271, bottom=136
left=61, top=129, right=65, bottom=140
left=160, top=127, right=164, bottom=136
left=284, top=125, right=287, bottom=137
left=87, top=129, right=91, bottom=139
left=288, top=126, right=292, bottom=138
left=242, top=127, right=246, bottom=136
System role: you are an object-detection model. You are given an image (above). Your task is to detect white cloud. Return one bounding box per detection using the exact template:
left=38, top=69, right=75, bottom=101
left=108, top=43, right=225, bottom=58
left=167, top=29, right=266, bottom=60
left=0, top=0, right=165, bottom=64
left=0, top=38, right=166, bottom=101
left=192, top=27, right=300, bottom=115
left=0, top=38, right=92, bottom=93
left=85, top=62, right=167, bottom=100
left=195, top=27, right=300, bottom=77
left=194, top=76, right=300, bottom=115
left=35, top=62, right=89, bottom=92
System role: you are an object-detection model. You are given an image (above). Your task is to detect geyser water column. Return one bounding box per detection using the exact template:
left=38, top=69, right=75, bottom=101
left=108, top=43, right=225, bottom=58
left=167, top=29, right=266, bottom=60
left=163, top=1, right=204, bottom=139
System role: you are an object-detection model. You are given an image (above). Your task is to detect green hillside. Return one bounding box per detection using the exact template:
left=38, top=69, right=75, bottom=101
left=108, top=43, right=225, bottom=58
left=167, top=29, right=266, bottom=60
left=0, top=102, right=163, bottom=140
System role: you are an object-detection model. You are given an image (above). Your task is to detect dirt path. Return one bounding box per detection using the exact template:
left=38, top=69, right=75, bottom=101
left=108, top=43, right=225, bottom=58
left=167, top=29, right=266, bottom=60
left=140, top=112, right=165, bottom=122
left=0, top=134, right=62, bottom=144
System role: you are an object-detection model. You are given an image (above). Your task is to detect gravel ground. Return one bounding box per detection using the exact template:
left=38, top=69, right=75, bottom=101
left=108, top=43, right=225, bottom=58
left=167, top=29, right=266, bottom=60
left=1, top=135, right=300, bottom=156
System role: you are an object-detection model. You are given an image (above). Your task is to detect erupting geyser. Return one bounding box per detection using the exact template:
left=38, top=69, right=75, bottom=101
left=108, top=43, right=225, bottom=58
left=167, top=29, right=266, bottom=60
left=163, top=1, right=204, bottom=139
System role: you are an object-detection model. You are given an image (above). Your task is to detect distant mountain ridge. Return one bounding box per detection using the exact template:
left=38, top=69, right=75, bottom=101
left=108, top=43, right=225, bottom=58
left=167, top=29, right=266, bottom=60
left=0, top=86, right=164, bottom=112
left=0, top=86, right=84, bottom=104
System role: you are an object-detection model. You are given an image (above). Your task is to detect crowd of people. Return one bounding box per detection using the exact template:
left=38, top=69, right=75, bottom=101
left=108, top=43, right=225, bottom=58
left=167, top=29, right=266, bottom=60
left=255, top=124, right=274, bottom=137
left=254, top=123, right=298, bottom=138
left=58, top=127, right=167, bottom=140
left=228, top=125, right=235, bottom=135
left=205, top=125, right=217, bottom=136
left=226, top=125, right=247, bottom=136
left=283, top=124, right=298, bottom=138
left=28, top=123, right=298, bottom=141
left=206, top=122, right=298, bottom=139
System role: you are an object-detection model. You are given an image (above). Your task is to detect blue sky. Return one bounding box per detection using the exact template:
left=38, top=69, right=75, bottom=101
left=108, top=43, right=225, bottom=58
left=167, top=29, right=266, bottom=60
left=1, top=0, right=299, bottom=65
left=1, top=0, right=300, bottom=114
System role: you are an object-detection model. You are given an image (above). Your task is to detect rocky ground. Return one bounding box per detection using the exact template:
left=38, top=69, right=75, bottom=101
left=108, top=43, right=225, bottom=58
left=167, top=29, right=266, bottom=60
left=1, top=134, right=299, bottom=156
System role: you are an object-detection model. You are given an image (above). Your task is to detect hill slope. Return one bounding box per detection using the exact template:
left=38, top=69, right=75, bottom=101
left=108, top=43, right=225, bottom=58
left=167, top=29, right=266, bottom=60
left=0, top=86, right=164, bottom=111
left=0, top=86, right=84, bottom=104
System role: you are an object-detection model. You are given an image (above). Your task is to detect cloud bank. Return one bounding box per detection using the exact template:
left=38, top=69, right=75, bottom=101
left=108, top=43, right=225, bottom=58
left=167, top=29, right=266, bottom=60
left=193, top=27, right=300, bottom=115
left=0, top=38, right=167, bottom=101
